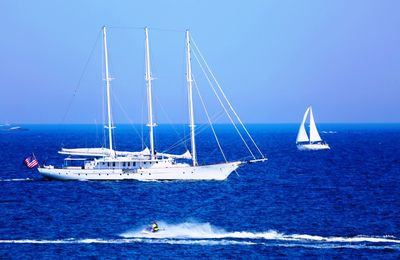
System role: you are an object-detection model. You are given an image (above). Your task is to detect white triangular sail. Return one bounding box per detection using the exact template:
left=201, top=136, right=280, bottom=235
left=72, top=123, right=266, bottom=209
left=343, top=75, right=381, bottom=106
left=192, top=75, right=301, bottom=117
left=296, top=107, right=310, bottom=143
left=309, top=107, right=322, bottom=142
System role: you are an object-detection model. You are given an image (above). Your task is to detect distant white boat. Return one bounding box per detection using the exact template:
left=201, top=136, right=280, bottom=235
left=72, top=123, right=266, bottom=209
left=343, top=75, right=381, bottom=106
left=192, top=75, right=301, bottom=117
left=38, top=26, right=267, bottom=181
left=296, top=106, right=330, bottom=150
left=0, top=124, right=28, bottom=131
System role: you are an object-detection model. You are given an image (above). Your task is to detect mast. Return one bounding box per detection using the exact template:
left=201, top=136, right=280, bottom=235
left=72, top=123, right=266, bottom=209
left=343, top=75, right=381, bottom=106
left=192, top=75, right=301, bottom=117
left=145, top=27, right=155, bottom=159
left=102, top=26, right=114, bottom=156
left=186, top=30, right=197, bottom=166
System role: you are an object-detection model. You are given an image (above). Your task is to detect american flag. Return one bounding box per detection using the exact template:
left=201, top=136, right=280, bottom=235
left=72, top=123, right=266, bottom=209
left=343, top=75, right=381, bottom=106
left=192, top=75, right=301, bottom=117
left=24, top=155, right=38, bottom=168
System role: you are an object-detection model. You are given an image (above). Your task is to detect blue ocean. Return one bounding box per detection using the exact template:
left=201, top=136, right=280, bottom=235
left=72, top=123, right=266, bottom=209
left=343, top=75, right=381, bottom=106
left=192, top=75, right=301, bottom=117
left=1, top=124, right=399, bottom=258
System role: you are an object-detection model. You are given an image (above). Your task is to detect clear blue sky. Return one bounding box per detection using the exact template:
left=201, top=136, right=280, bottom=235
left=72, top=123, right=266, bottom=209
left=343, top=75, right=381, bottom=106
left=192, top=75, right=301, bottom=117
left=1, top=0, right=399, bottom=124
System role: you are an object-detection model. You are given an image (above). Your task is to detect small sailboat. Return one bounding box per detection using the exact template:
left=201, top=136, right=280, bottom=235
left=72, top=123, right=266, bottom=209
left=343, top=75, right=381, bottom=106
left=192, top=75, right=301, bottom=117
left=296, top=106, right=330, bottom=150
left=37, top=26, right=267, bottom=181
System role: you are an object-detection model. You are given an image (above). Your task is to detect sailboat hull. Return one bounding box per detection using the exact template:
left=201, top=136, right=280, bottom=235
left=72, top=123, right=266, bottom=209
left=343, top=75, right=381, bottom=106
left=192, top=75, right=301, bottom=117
left=297, top=143, right=330, bottom=150
left=37, top=161, right=241, bottom=181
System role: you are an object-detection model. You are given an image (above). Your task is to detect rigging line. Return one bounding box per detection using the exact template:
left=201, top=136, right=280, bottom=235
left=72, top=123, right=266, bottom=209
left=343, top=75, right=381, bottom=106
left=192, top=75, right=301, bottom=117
left=58, top=29, right=102, bottom=148
left=160, top=127, right=195, bottom=153
left=139, top=71, right=145, bottom=150
left=193, top=76, right=228, bottom=162
left=153, top=93, right=188, bottom=151
left=161, top=138, right=189, bottom=154
left=191, top=38, right=265, bottom=159
left=110, top=91, right=143, bottom=144
left=161, top=113, right=223, bottom=154
left=60, top=29, right=102, bottom=125
left=108, top=25, right=145, bottom=30
left=94, top=119, right=99, bottom=147
left=191, top=50, right=256, bottom=160
left=102, top=39, right=107, bottom=149
left=192, top=37, right=263, bottom=158
left=102, top=74, right=106, bottom=148
left=161, top=110, right=226, bottom=154
left=141, top=96, right=145, bottom=150
left=111, top=97, right=117, bottom=150
left=108, top=26, right=185, bottom=33
left=146, top=27, right=186, bottom=33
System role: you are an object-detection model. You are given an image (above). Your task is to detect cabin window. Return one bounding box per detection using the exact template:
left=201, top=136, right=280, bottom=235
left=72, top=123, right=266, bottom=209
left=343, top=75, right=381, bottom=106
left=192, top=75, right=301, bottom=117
left=113, top=162, right=116, bottom=167
left=127, top=162, right=130, bottom=167
left=123, top=162, right=126, bottom=167
left=132, top=162, right=136, bottom=166
left=107, top=162, right=110, bottom=167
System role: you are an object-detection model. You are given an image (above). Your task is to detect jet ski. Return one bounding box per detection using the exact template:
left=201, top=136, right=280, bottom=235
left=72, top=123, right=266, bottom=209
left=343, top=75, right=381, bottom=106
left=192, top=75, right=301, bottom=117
left=143, top=226, right=158, bottom=233
left=141, top=223, right=162, bottom=234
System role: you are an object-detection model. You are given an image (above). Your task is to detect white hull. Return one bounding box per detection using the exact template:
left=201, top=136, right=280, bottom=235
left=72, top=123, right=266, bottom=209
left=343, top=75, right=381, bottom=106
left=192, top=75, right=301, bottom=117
left=297, top=143, right=330, bottom=150
left=38, top=161, right=241, bottom=181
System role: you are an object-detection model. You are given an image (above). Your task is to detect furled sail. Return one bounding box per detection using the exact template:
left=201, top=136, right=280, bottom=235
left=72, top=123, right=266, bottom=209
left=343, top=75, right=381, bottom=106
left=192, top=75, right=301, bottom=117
left=309, top=107, right=322, bottom=142
left=296, top=107, right=310, bottom=143
left=59, top=147, right=151, bottom=157
left=59, top=148, right=112, bottom=157
left=157, top=150, right=192, bottom=159
left=58, top=147, right=191, bottom=160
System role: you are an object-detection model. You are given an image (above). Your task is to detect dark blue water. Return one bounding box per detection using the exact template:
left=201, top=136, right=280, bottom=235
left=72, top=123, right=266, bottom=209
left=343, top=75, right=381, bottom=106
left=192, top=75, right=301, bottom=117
left=1, top=124, right=400, bottom=258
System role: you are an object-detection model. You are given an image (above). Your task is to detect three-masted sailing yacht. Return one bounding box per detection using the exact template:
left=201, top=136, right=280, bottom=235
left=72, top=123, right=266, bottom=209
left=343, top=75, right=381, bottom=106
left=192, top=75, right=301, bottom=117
left=38, top=26, right=267, bottom=181
left=296, top=106, right=330, bottom=150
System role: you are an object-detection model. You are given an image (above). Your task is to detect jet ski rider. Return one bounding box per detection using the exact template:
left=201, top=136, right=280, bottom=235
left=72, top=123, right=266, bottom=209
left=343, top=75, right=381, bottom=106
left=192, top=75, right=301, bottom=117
left=152, top=222, right=159, bottom=232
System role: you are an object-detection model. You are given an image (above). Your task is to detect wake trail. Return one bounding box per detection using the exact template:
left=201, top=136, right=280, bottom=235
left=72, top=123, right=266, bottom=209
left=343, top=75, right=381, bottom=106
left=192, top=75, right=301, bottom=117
left=0, top=178, right=34, bottom=182
left=1, top=222, right=399, bottom=250
left=0, top=237, right=399, bottom=250
left=121, top=222, right=400, bottom=243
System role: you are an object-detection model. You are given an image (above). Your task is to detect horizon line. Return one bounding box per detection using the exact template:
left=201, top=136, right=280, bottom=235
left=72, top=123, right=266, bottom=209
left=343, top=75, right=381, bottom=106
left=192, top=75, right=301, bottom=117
left=3, top=122, right=400, bottom=126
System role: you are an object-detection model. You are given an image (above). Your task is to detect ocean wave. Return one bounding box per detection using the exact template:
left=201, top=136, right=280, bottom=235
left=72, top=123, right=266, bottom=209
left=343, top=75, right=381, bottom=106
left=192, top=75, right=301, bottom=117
left=1, top=222, right=399, bottom=250
left=120, top=222, right=400, bottom=244
left=0, top=178, right=34, bottom=182
left=0, top=238, right=399, bottom=250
